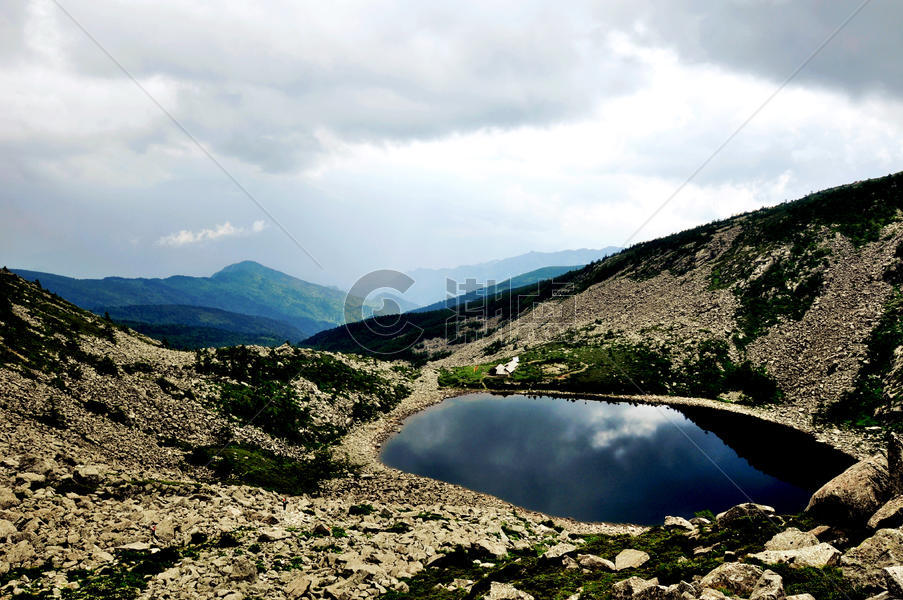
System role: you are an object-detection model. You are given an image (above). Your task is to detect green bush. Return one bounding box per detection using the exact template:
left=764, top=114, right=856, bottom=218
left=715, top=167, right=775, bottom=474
left=186, top=444, right=350, bottom=495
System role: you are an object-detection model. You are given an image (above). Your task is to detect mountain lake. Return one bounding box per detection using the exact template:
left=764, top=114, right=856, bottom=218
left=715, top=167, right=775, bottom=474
left=380, top=393, right=855, bottom=524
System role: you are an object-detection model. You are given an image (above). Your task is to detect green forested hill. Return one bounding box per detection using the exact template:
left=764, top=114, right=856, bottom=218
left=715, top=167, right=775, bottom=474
left=100, top=304, right=308, bottom=349
left=11, top=261, right=349, bottom=338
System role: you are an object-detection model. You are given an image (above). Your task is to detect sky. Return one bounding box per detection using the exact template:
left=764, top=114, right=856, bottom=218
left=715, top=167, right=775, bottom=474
left=2, top=0, right=903, bottom=289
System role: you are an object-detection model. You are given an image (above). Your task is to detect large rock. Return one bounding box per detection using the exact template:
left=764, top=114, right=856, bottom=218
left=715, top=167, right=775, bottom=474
left=611, top=577, right=658, bottom=600
left=716, top=503, right=775, bottom=527
left=476, top=538, right=508, bottom=559
left=664, top=516, right=695, bottom=531
left=885, top=566, right=903, bottom=597
left=543, top=543, right=578, bottom=561
left=699, top=589, right=729, bottom=600
left=841, top=528, right=903, bottom=591
left=74, top=465, right=104, bottom=487
left=806, top=455, right=890, bottom=527
left=0, top=487, right=18, bottom=509
left=578, top=554, right=615, bottom=571
left=22, top=457, right=58, bottom=476
left=764, top=528, right=819, bottom=551
left=867, top=496, right=903, bottom=530
left=0, top=520, right=16, bottom=539
left=230, top=556, right=257, bottom=581
left=665, top=581, right=697, bottom=600
left=699, top=562, right=764, bottom=596
left=286, top=575, right=314, bottom=599
left=155, top=517, right=177, bottom=544
left=5, top=541, right=35, bottom=565
left=750, top=570, right=785, bottom=600
left=748, top=543, right=841, bottom=568
left=888, top=433, right=903, bottom=496
left=485, top=581, right=534, bottom=600
left=615, top=549, right=651, bottom=570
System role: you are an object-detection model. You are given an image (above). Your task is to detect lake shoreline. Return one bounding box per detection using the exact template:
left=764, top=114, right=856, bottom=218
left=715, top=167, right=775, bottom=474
left=324, top=369, right=875, bottom=531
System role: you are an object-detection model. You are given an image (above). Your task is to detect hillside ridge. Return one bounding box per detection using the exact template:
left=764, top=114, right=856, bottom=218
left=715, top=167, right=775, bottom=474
left=309, top=170, right=903, bottom=436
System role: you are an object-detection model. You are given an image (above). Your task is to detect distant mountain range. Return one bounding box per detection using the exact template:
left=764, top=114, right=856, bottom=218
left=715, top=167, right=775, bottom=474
left=403, top=248, right=621, bottom=306
left=11, top=249, right=620, bottom=349
left=410, top=265, right=583, bottom=313
left=12, top=261, right=349, bottom=344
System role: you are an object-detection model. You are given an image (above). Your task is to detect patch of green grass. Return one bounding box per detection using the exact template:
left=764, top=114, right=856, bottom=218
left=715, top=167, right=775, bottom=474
left=380, top=515, right=783, bottom=600
left=271, top=556, right=306, bottom=571
left=384, top=522, right=412, bottom=534
left=186, top=443, right=351, bottom=496
left=756, top=564, right=868, bottom=600
left=196, top=345, right=410, bottom=407
left=214, top=381, right=342, bottom=447
left=349, top=503, right=376, bottom=516
left=437, top=364, right=496, bottom=388
left=439, top=336, right=782, bottom=405
left=415, top=511, right=447, bottom=522
left=197, top=346, right=409, bottom=438
left=9, top=548, right=183, bottom=600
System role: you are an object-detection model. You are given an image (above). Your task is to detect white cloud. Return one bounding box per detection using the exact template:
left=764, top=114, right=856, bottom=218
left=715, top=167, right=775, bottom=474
left=156, top=220, right=266, bottom=247
left=582, top=404, right=672, bottom=450
left=4, top=1, right=903, bottom=280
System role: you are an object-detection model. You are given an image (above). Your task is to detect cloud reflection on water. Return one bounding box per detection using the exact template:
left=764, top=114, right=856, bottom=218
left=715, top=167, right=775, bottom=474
left=382, top=393, right=813, bottom=524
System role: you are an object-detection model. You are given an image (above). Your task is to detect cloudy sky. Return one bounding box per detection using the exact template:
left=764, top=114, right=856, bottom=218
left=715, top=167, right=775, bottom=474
left=2, top=0, right=902, bottom=288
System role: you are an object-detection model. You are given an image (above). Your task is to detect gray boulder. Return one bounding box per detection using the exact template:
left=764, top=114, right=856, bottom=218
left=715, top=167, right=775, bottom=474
left=764, top=528, right=820, bottom=551
left=0, top=487, right=18, bottom=509
left=4, top=541, right=35, bottom=565
left=698, top=589, right=730, bottom=600
left=611, top=577, right=658, bottom=600
left=74, top=465, right=104, bottom=486
left=748, top=543, right=841, bottom=568
left=664, top=581, right=697, bottom=600
left=716, top=503, right=775, bottom=526
left=699, top=562, right=763, bottom=596
left=543, top=542, right=578, bottom=561
left=664, top=516, right=694, bottom=531
left=888, top=433, right=903, bottom=496
left=577, top=554, right=616, bottom=571
left=867, top=496, right=903, bottom=530
left=0, top=520, right=16, bottom=539
left=885, top=566, right=903, bottom=597
left=615, top=549, right=650, bottom=570
left=806, top=455, right=890, bottom=527
left=485, top=581, right=534, bottom=600
left=842, top=528, right=903, bottom=591
left=230, top=556, right=257, bottom=581
left=476, top=538, right=508, bottom=559
left=286, top=575, right=313, bottom=599
left=750, top=570, right=785, bottom=600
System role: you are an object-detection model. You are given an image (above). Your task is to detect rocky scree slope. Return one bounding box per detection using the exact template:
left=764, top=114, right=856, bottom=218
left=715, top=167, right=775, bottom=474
left=1, top=270, right=903, bottom=600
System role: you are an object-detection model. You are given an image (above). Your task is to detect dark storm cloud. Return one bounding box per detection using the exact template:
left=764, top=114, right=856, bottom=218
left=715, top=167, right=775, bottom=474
left=611, top=0, right=903, bottom=99
left=3, top=1, right=903, bottom=283
left=14, top=1, right=647, bottom=172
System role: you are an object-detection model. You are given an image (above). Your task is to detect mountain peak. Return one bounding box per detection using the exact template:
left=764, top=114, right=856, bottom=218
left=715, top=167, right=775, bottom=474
left=212, top=260, right=279, bottom=278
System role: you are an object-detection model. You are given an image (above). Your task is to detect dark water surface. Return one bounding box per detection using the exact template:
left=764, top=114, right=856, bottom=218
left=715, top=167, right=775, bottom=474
left=380, top=393, right=854, bottom=524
